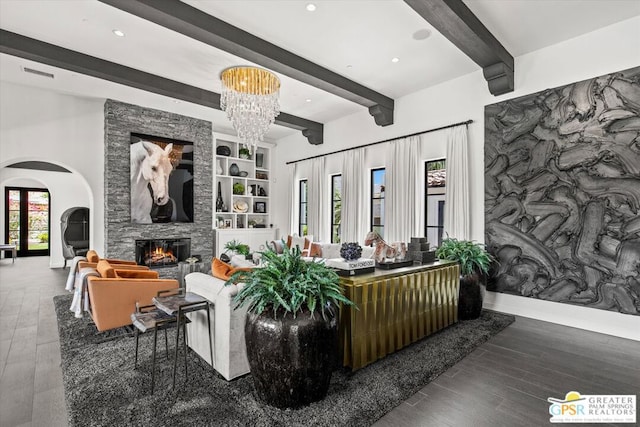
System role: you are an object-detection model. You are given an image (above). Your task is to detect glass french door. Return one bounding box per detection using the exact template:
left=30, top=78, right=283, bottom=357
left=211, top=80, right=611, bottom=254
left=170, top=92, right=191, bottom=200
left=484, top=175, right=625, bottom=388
left=5, top=187, right=50, bottom=256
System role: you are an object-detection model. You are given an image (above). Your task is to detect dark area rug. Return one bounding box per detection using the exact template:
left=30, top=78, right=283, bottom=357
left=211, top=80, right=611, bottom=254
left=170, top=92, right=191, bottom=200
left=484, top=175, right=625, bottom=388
left=54, top=293, right=514, bottom=427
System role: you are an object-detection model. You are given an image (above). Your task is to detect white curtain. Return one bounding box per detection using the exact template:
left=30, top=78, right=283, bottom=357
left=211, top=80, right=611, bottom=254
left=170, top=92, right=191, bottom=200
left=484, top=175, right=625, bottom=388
left=307, top=157, right=327, bottom=240
left=341, top=149, right=368, bottom=243
left=384, top=135, right=422, bottom=242
left=287, top=163, right=297, bottom=234
left=444, top=125, right=470, bottom=240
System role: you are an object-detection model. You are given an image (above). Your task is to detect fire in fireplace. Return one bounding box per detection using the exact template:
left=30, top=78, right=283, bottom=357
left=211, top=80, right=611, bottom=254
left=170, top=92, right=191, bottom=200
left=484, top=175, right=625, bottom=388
left=135, top=238, right=190, bottom=268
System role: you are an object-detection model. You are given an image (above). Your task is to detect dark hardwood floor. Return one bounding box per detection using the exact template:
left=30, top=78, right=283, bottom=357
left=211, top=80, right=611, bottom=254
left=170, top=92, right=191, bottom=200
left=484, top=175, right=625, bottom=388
left=374, top=312, right=640, bottom=427
left=1, top=256, right=638, bottom=427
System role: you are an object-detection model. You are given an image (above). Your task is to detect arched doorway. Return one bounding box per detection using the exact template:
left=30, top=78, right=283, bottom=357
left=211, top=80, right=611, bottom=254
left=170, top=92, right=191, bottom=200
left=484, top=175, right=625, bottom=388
left=1, top=160, right=93, bottom=268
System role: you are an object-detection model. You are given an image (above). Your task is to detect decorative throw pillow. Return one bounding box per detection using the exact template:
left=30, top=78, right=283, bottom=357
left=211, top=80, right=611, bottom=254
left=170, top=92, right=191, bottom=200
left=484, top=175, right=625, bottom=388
left=212, top=258, right=233, bottom=281
left=321, top=243, right=342, bottom=260
left=287, top=234, right=313, bottom=256
left=96, top=259, right=116, bottom=278
left=86, top=249, right=100, bottom=263
left=309, top=242, right=322, bottom=258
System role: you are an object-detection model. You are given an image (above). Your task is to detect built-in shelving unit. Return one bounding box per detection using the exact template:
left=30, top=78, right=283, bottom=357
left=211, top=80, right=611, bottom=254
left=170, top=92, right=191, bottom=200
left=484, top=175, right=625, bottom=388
left=214, top=135, right=272, bottom=230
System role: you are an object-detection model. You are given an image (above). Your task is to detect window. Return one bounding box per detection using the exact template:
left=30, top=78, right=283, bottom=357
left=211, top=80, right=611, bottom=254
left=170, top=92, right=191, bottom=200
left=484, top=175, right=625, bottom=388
left=331, top=175, right=342, bottom=243
left=425, top=159, right=446, bottom=247
left=299, top=180, right=308, bottom=236
left=370, top=168, right=385, bottom=238
left=5, top=187, right=51, bottom=256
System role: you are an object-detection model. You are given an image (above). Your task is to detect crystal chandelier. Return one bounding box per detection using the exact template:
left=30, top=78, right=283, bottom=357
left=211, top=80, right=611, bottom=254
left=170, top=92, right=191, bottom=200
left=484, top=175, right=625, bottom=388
left=220, top=66, right=281, bottom=154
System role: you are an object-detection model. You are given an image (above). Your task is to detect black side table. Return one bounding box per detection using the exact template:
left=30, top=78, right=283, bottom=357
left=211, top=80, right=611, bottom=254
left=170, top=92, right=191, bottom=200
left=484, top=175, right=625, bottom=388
left=131, top=305, right=180, bottom=393
left=153, top=289, right=214, bottom=389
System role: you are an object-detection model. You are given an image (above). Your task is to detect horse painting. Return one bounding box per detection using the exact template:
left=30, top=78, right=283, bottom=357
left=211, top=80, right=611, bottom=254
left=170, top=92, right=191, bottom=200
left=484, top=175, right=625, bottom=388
left=364, top=230, right=407, bottom=263
left=130, top=141, right=174, bottom=223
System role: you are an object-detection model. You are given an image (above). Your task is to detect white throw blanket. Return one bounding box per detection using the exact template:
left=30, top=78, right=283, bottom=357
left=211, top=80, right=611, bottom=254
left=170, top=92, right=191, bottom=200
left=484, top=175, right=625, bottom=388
left=65, top=256, right=87, bottom=292
left=69, top=267, right=99, bottom=318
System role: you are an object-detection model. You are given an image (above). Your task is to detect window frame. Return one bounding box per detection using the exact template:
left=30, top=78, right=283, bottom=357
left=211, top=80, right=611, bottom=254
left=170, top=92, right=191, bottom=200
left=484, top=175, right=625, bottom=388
left=425, top=159, right=446, bottom=247
left=330, top=174, right=342, bottom=243
left=299, top=179, right=308, bottom=236
left=370, top=168, right=385, bottom=238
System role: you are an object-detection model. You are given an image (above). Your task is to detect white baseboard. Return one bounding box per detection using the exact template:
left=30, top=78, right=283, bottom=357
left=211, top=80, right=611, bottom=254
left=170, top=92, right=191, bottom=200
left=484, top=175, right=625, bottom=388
left=484, top=291, right=640, bottom=342
left=49, top=260, right=66, bottom=269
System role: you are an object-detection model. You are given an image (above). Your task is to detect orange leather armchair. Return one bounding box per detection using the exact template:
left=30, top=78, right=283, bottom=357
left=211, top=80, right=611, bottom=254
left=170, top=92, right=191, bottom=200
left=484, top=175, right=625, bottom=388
left=87, top=260, right=178, bottom=332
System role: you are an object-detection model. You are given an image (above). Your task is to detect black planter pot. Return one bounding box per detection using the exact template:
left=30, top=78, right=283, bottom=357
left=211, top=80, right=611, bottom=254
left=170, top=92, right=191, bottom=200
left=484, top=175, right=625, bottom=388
left=458, top=274, right=483, bottom=320
left=244, top=308, right=338, bottom=408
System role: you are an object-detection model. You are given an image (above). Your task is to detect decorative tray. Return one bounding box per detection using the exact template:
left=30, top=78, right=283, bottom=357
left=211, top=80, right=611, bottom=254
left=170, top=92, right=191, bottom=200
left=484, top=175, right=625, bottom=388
left=375, top=260, right=414, bottom=270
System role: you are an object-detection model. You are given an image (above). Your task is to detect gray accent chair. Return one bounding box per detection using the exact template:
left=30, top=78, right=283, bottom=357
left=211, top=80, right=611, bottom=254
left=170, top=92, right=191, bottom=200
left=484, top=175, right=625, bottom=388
left=61, top=207, right=90, bottom=267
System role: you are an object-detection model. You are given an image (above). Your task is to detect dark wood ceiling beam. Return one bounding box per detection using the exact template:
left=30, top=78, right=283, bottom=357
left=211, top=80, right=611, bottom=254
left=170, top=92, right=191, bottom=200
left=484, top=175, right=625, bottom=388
left=404, top=0, right=514, bottom=95
left=0, top=30, right=323, bottom=142
left=98, top=0, right=395, bottom=126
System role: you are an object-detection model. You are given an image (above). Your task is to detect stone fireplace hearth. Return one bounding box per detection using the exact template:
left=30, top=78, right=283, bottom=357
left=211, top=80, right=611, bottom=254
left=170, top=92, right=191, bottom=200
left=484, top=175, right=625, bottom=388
left=104, top=100, right=213, bottom=278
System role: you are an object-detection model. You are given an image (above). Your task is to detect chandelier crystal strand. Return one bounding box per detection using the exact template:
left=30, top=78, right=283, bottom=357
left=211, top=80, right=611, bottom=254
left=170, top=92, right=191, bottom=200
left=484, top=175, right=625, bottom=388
left=220, top=67, right=281, bottom=154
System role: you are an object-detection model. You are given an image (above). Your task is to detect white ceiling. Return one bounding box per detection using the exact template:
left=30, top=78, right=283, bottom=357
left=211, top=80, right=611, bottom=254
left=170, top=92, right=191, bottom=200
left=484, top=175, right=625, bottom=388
left=1, top=0, right=638, bottom=141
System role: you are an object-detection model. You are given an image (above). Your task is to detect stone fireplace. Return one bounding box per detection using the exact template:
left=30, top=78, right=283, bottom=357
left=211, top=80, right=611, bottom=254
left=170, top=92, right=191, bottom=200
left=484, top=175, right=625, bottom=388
left=104, top=100, right=213, bottom=278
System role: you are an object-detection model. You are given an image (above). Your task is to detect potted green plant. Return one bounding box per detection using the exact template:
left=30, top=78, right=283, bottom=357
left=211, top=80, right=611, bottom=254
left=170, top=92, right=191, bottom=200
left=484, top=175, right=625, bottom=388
left=238, top=147, right=251, bottom=159
left=232, top=182, right=245, bottom=195
left=435, top=237, right=494, bottom=320
left=228, top=244, right=354, bottom=408
left=224, top=239, right=250, bottom=257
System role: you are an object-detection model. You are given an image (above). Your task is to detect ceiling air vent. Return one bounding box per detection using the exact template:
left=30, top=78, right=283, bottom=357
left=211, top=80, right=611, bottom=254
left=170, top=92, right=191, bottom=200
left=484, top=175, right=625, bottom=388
left=22, top=66, right=54, bottom=79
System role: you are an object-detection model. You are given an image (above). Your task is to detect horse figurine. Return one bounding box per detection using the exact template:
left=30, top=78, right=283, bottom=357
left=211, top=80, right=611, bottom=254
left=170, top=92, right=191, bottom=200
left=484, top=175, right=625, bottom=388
left=130, top=141, right=174, bottom=223
left=365, top=230, right=396, bottom=263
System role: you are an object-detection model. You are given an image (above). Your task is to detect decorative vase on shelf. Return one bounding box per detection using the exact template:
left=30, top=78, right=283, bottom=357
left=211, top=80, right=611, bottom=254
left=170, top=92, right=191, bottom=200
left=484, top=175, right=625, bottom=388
left=229, top=163, right=240, bottom=176
left=216, top=182, right=225, bottom=212
left=217, top=159, right=223, bottom=175
left=256, top=153, right=264, bottom=168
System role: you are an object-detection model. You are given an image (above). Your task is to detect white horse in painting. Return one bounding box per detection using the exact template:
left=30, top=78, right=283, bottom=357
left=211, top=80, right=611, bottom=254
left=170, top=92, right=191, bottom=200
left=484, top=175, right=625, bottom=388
left=130, top=141, right=173, bottom=223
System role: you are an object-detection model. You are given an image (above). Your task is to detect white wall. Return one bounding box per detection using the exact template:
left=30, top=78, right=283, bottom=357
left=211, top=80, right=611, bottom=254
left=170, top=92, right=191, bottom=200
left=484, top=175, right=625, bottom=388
left=0, top=170, right=90, bottom=267
left=0, top=81, right=105, bottom=261
left=272, top=16, right=640, bottom=340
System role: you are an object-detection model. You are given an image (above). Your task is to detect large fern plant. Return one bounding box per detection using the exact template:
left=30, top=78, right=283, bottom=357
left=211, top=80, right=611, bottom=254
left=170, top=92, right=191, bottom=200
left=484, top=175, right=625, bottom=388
left=435, top=237, right=494, bottom=277
left=228, top=243, right=354, bottom=319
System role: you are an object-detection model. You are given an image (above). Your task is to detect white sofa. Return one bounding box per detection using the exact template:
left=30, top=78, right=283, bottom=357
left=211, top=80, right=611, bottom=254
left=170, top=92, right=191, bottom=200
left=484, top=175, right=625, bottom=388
left=184, top=272, right=250, bottom=381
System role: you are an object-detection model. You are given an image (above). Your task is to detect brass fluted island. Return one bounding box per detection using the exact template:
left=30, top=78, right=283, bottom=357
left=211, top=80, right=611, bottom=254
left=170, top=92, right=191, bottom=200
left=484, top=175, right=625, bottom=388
left=338, top=260, right=460, bottom=370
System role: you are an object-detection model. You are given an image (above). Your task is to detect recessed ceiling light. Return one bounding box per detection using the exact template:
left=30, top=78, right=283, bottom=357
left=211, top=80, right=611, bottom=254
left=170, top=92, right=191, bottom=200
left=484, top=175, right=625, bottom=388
left=306, top=99, right=312, bottom=103
left=306, top=3, right=316, bottom=12
left=346, top=64, right=353, bottom=69
left=391, top=57, right=400, bottom=63
left=112, top=29, right=125, bottom=37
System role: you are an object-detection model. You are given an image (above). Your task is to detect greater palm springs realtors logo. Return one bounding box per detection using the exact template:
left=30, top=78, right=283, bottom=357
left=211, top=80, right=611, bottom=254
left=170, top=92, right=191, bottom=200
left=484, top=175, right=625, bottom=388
left=548, top=391, right=636, bottom=423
